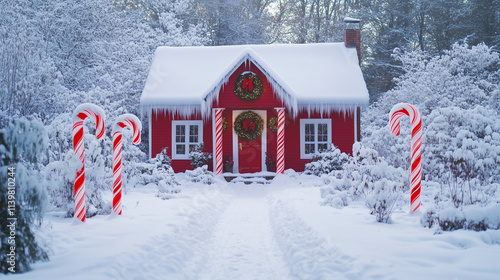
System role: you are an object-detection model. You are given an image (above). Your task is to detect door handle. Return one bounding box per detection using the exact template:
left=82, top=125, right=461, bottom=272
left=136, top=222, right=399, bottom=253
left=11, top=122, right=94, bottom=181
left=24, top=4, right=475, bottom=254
left=239, top=143, right=242, bottom=150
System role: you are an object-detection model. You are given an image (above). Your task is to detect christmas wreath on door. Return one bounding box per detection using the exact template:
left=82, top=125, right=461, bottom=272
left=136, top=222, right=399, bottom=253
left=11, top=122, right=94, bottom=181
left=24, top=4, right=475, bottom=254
left=234, top=111, right=264, bottom=141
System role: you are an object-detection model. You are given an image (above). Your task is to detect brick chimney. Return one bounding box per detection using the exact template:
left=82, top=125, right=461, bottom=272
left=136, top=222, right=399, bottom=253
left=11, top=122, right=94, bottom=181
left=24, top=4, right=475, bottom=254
left=344, top=17, right=361, bottom=65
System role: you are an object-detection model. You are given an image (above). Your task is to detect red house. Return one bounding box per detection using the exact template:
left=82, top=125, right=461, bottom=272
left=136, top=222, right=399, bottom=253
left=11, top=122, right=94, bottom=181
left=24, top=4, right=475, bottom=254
left=141, top=19, right=368, bottom=174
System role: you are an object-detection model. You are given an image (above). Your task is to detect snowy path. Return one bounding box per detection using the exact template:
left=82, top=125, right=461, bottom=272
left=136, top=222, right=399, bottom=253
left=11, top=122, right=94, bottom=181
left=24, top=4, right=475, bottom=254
left=199, top=185, right=290, bottom=279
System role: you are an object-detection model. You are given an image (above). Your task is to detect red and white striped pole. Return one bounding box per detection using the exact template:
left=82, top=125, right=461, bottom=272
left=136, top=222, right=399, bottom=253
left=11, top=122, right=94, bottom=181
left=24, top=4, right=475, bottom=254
left=389, top=103, right=423, bottom=213
left=112, top=114, right=142, bottom=215
left=275, top=108, right=285, bottom=174
left=72, top=103, right=106, bottom=222
left=215, top=108, right=224, bottom=175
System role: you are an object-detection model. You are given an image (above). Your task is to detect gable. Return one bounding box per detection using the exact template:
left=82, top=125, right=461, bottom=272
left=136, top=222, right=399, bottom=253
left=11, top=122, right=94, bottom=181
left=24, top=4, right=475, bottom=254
left=213, top=60, right=284, bottom=110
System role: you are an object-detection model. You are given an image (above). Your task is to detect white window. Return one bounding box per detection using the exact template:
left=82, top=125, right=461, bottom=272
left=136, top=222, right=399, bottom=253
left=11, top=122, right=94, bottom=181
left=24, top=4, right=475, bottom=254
left=172, top=120, right=203, bottom=159
left=300, top=119, right=332, bottom=159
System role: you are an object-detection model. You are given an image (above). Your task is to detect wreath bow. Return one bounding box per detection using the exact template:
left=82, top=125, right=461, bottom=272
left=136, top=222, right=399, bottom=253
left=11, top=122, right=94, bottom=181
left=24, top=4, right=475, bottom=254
left=243, top=120, right=255, bottom=131
left=242, top=77, right=254, bottom=92
left=234, top=111, right=263, bottom=141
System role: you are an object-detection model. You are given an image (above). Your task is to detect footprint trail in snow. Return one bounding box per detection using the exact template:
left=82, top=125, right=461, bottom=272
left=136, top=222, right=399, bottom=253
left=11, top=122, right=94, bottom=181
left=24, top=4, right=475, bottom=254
left=199, top=184, right=290, bottom=279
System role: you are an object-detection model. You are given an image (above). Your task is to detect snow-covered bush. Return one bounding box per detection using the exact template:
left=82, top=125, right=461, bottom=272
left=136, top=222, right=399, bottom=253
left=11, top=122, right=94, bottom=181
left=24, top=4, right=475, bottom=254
left=0, top=117, right=49, bottom=273
left=132, top=148, right=180, bottom=199
left=321, top=143, right=406, bottom=222
left=81, top=137, right=112, bottom=217
left=304, top=145, right=349, bottom=176
left=43, top=152, right=78, bottom=214
left=364, top=179, right=401, bottom=223
left=185, top=165, right=215, bottom=185
left=424, top=106, right=500, bottom=208
left=320, top=178, right=351, bottom=209
left=189, top=143, right=212, bottom=169
left=422, top=204, right=500, bottom=231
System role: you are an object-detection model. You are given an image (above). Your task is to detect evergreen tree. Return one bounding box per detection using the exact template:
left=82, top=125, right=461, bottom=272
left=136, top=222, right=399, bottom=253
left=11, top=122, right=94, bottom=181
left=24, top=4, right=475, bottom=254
left=0, top=116, right=49, bottom=273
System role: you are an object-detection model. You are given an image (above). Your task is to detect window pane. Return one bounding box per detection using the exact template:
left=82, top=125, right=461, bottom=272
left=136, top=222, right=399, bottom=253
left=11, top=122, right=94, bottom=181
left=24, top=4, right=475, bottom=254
left=189, top=125, right=199, bottom=143
left=176, top=144, right=185, bottom=155
left=318, top=143, right=328, bottom=152
left=318, top=123, right=328, bottom=142
left=305, top=144, right=315, bottom=154
left=189, top=144, right=196, bottom=153
left=176, top=125, right=185, bottom=143
left=305, top=124, right=315, bottom=142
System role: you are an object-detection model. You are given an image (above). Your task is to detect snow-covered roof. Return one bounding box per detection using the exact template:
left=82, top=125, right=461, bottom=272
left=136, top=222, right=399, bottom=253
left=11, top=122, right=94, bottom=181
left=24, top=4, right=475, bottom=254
left=140, top=43, right=369, bottom=118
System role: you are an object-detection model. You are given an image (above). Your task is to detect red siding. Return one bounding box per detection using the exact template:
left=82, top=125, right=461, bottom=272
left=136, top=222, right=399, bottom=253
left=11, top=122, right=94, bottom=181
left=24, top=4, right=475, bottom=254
left=151, top=110, right=213, bottom=173
left=283, top=110, right=355, bottom=172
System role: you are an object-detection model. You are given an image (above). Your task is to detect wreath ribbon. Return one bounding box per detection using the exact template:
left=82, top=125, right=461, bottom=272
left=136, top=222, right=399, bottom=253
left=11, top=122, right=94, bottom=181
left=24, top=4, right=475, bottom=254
left=243, top=120, right=255, bottom=131
left=242, top=77, right=254, bottom=91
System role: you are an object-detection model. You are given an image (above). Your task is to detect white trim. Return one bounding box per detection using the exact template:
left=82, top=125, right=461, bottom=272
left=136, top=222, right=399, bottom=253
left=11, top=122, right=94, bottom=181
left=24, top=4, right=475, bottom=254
left=299, top=119, right=332, bottom=159
left=354, top=107, right=358, bottom=142
left=148, top=109, right=152, bottom=159
left=171, top=120, right=203, bottom=160
left=232, top=110, right=267, bottom=173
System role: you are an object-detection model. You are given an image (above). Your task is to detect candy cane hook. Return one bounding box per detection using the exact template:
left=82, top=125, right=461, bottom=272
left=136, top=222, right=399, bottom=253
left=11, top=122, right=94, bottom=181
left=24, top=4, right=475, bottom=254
left=112, top=114, right=142, bottom=215
left=72, top=103, right=106, bottom=222
left=389, top=103, right=422, bottom=213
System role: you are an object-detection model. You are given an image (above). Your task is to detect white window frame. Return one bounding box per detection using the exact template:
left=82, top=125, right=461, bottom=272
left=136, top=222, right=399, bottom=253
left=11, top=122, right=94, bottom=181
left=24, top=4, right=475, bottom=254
left=172, top=120, right=203, bottom=159
left=300, top=119, right=332, bottom=159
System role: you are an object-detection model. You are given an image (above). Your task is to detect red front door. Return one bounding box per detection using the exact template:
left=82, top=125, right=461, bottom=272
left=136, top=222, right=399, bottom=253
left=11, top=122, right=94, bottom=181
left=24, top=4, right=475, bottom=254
left=238, top=136, right=262, bottom=173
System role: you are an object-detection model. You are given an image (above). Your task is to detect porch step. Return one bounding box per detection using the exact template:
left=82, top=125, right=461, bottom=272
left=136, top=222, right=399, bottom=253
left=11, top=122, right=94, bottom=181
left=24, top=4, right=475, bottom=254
left=224, top=174, right=275, bottom=184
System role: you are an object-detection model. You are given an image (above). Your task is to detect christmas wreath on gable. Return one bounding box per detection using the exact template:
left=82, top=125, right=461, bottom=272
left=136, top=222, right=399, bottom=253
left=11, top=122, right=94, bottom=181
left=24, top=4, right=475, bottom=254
left=234, top=111, right=264, bottom=141
left=234, top=72, right=263, bottom=101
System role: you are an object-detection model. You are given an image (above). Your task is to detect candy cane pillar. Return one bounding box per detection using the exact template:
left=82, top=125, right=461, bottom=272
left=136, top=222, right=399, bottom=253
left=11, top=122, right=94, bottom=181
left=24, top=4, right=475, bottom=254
left=214, top=108, right=224, bottom=175
left=275, top=108, right=285, bottom=174
left=112, top=114, right=142, bottom=215
left=389, top=103, right=422, bottom=213
left=72, top=103, right=106, bottom=222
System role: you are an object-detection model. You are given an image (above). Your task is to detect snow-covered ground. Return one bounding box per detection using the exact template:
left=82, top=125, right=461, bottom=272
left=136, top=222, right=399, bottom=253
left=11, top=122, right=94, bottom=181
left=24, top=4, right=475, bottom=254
left=11, top=173, right=500, bottom=280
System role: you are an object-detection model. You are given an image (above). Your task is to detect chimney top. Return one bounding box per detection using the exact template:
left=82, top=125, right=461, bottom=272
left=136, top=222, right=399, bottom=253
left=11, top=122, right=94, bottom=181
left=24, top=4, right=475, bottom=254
left=344, top=17, right=360, bottom=30
left=344, top=17, right=360, bottom=24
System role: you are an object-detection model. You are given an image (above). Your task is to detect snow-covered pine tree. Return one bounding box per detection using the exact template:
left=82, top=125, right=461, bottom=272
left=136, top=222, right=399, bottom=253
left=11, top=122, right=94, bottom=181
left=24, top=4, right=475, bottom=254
left=0, top=116, right=49, bottom=273
left=189, top=142, right=212, bottom=169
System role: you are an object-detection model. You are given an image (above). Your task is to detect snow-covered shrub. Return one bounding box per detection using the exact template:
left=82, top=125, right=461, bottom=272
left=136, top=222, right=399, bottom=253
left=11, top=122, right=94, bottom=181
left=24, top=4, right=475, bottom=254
left=0, top=117, right=49, bottom=273
left=422, top=204, right=500, bottom=231
left=43, top=152, right=78, bottom=214
left=320, top=180, right=351, bottom=209
left=337, top=143, right=406, bottom=223
left=364, top=179, right=401, bottom=223
left=189, top=142, right=212, bottom=169
left=118, top=132, right=148, bottom=192
left=82, top=137, right=112, bottom=217
left=132, top=148, right=180, bottom=199
left=304, top=145, right=349, bottom=176
left=424, top=106, right=500, bottom=208
left=185, top=165, right=215, bottom=185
